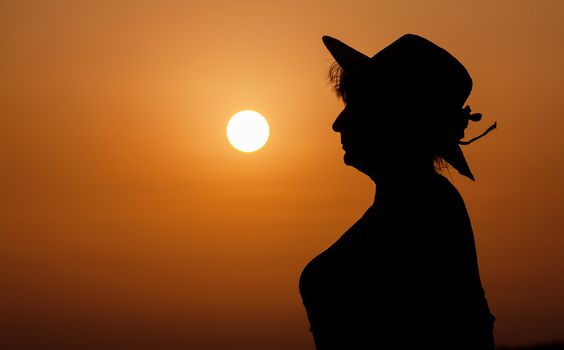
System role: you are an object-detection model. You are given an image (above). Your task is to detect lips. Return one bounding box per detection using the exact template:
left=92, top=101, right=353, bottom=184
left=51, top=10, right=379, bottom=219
left=340, top=134, right=354, bottom=152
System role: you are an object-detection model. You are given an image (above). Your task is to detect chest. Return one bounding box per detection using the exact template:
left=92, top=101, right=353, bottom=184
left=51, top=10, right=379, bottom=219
left=299, top=210, right=432, bottom=302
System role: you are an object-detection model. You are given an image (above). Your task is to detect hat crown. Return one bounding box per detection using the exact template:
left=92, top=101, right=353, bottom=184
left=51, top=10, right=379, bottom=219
left=367, top=34, right=472, bottom=108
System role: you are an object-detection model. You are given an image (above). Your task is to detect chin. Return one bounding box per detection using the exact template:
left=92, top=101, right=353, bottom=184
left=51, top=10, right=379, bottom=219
left=343, top=152, right=360, bottom=169
left=343, top=152, right=374, bottom=177
left=343, top=152, right=354, bottom=166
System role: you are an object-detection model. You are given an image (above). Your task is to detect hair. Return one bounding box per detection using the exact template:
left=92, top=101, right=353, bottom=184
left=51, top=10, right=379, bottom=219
left=327, top=61, right=450, bottom=175
left=328, top=62, right=347, bottom=102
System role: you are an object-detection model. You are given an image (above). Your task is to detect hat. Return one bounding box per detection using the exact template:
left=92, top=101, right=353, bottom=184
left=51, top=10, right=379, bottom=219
left=322, top=34, right=496, bottom=181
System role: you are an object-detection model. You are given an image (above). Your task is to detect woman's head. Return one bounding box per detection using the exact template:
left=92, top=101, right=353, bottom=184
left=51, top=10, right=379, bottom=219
left=329, top=63, right=439, bottom=180
left=323, top=34, right=492, bottom=181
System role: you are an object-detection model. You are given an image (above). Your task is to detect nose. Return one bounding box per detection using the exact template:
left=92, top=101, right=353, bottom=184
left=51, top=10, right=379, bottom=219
left=332, top=108, right=347, bottom=132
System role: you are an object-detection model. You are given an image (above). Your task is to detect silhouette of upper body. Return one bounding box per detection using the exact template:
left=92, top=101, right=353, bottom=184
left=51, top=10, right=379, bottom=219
left=299, top=34, right=495, bottom=350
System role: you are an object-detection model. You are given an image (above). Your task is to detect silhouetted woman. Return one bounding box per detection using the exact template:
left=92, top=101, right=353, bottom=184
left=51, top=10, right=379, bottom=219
left=299, top=34, right=496, bottom=350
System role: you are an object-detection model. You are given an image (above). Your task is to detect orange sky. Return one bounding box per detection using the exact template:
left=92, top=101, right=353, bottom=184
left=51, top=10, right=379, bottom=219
left=1, top=1, right=563, bottom=349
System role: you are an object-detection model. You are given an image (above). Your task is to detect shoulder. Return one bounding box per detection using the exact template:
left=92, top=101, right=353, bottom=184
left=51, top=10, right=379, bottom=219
left=402, top=173, right=472, bottom=235
left=425, top=173, right=468, bottom=212
left=425, top=174, right=475, bottom=241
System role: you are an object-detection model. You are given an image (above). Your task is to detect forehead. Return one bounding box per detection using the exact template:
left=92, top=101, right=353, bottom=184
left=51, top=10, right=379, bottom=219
left=341, top=74, right=396, bottom=106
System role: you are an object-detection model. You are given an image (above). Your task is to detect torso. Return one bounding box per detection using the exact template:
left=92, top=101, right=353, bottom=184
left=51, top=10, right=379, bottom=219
left=299, top=173, right=495, bottom=349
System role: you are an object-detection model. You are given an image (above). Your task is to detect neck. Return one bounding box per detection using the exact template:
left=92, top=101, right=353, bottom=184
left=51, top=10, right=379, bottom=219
left=372, top=168, right=439, bottom=207
left=369, top=164, right=437, bottom=186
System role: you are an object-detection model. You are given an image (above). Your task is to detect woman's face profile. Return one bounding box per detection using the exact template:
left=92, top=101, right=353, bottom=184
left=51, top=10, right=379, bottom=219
left=331, top=81, right=413, bottom=180
left=332, top=94, right=389, bottom=176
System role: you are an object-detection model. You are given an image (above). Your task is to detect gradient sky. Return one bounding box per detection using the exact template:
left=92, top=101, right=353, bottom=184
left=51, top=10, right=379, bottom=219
left=1, top=1, right=563, bottom=349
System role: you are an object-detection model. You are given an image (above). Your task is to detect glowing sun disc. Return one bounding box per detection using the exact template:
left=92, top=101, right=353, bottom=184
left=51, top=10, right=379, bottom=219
left=226, top=110, right=270, bottom=152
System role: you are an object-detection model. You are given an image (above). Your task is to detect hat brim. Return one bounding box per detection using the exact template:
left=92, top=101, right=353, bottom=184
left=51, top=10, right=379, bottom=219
left=440, top=144, right=476, bottom=181
left=322, top=36, right=372, bottom=75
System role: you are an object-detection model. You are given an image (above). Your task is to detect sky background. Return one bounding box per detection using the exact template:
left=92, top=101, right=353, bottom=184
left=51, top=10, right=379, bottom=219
left=1, top=1, right=563, bottom=349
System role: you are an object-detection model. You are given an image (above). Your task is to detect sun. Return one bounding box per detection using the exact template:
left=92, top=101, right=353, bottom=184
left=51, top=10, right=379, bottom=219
left=226, top=110, right=270, bottom=152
